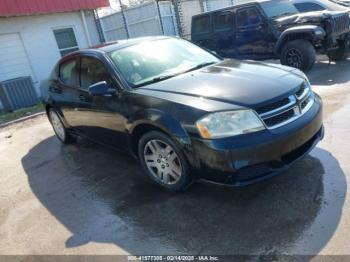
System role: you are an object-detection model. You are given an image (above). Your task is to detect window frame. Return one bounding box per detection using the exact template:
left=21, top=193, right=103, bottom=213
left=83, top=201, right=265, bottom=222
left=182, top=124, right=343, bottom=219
left=236, top=5, right=263, bottom=29
left=58, top=57, right=80, bottom=87
left=79, top=54, right=124, bottom=92
left=53, top=26, right=80, bottom=57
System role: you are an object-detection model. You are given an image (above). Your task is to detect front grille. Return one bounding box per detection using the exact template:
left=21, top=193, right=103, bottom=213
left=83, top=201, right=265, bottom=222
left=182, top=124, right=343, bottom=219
left=301, top=97, right=310, bottom=110
left=331, top=14, right=350, bottom=35
left=296, top=84, right=305, bottom=98
left=301, top=93, right=314, bottom=111
left=256, top=98, right=290, bottom=115
left=264, top=109, right=295, bottom=127
left=255, top=83, right=314, bottom=129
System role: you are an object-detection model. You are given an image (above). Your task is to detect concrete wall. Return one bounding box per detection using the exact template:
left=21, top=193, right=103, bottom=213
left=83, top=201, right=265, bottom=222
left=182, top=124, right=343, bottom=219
left=0, top=11, right=101, bottom=97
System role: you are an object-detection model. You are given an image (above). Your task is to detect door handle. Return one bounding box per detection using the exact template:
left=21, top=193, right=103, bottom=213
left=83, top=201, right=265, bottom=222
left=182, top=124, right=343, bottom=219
left=79, top=94, right=87, bottom=101
left=50, top=85, right=62, bottom=94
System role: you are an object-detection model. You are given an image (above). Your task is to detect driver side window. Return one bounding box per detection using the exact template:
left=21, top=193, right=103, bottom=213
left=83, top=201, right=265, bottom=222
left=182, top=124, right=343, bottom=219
left=237, top=7, right=262, bottom=27
left=80, top=57, right=113, bottom=89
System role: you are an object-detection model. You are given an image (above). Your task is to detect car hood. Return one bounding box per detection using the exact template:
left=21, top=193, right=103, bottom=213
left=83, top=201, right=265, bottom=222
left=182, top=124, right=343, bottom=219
left=274, top=10, right=348, bottom=25
left=136, top=59, right=305, bottom=108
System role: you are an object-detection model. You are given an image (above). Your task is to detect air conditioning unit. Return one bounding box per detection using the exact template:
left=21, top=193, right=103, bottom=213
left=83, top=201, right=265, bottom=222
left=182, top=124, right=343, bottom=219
left=0, top=76, right=39, bottom=113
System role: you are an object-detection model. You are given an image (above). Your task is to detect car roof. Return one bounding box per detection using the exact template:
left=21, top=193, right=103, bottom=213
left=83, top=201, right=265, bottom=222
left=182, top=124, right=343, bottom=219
left=62, top=36, right=172, bottom=60
left=192, top=0, right=272, bottom=17
left=96, top=36, right=172, bottom=52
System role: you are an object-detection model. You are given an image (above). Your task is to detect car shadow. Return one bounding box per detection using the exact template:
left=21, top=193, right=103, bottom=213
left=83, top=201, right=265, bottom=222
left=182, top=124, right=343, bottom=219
left=21, top=136, right=346, bottom=256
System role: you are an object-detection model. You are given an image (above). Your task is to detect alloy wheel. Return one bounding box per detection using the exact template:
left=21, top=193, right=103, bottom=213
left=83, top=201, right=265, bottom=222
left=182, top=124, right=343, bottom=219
left=286, top=48, right=303, bottom=69
left=143, top=139, right=182, bottom=185
left=49, top=110, right=66, bottom=141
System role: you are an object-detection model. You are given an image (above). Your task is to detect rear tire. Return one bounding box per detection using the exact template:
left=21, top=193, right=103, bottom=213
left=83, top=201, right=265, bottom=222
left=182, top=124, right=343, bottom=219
left=48, top=108, right=76, bottom=144
left=280, top=40, right=316, bottom=72
left=327, top=41, right=349, bottom=61
left=138, top=131, right=193, bottom=191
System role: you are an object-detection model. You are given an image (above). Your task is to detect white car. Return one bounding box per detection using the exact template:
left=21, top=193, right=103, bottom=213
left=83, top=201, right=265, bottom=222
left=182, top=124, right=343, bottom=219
left=331, top=0, right=350, bottom=7
left=291, top=0, right=350, bottom=12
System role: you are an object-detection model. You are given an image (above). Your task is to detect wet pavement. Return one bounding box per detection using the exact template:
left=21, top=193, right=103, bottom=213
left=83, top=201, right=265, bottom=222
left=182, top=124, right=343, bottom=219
left=0, top=59, right=349, bottom=256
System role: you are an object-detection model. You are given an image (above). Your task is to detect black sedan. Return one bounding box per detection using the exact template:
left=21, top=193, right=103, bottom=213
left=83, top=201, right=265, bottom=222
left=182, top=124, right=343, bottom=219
left=45, top=36, right=324, bottom=191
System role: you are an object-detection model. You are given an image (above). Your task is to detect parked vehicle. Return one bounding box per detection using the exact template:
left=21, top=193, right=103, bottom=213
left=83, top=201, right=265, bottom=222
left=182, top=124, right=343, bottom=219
left=330, top=0, right=350, bottom=7
left=45, top=36, right=324, bottom=191
left=292, top=0, right=350, bottom=11
left=191, top=0, right=350, bottom=71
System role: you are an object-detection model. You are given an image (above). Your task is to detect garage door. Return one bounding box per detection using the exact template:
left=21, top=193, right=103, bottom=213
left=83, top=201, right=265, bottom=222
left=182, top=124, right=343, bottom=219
left=0, top=33, right=34, bottom=82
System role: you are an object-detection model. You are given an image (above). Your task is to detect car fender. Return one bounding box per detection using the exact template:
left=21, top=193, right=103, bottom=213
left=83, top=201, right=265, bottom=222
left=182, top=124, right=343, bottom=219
left=126, top=108, right=199, bottom=165
left=275, top=25, right=326, bottom=54
left=44, top=95, right=70, bottom=128
left=127, top=108, right=192, bottom=146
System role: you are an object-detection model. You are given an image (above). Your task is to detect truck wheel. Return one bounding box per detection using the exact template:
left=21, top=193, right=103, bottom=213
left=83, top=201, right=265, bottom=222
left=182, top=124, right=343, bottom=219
left=280, top=40, right=316, bottom=72
left=327, top=41, right=349, bottom=61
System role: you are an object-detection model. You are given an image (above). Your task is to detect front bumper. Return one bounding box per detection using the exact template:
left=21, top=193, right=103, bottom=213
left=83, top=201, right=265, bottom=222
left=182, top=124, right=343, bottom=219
left=189, top=94, right=323, bottom=186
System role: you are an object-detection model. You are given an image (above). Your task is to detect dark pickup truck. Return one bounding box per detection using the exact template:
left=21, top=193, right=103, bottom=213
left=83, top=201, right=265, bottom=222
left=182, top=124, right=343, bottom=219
left=191, top=0, right=350, bottom=71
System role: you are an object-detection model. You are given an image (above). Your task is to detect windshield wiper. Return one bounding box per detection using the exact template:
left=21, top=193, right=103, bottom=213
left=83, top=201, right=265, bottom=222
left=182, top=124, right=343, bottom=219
left=152, top=74, right=177, bottom=82
left=150, top=62, right=217, bottom=83
left=134, top=62, right=217, bottom=88
left=134, top=74, right=178, bottom=87
left=183, top=61, right=217, bottom=73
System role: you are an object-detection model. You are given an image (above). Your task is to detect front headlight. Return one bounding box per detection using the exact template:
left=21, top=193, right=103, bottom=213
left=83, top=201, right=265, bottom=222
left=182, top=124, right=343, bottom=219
left=196, top=110, right=265, bottom=139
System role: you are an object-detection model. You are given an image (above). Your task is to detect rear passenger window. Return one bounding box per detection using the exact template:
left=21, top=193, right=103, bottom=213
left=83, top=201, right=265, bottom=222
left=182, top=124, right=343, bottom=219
left=193, top=15, right=211, bottom=34
left=60, top=60, right=79, bottom=86
left=294, top=3, right=325, bottom=12
left=237, top=7, right=262, bottom=27
left=214, top=11, right=233, bottom=31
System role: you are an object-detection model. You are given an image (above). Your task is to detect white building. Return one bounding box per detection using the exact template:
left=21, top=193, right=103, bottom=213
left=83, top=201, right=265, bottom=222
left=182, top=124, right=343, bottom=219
left=0, top=0, right=109, bottom=99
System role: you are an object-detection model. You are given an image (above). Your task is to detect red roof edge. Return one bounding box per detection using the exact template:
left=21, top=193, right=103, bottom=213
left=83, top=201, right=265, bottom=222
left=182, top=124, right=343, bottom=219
left=0, top=0, right=109, bottom=17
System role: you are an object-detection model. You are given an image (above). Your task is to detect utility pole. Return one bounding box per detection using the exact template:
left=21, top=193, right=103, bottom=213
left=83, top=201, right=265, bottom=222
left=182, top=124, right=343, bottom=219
left=118, top=0, right=130, bottom=39
left=155, top=0, right=165, bottom=35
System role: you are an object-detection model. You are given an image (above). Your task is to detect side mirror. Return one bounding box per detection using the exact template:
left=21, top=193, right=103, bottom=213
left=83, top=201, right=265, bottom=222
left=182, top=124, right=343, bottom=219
left=88, top=81, right=116, bottom=96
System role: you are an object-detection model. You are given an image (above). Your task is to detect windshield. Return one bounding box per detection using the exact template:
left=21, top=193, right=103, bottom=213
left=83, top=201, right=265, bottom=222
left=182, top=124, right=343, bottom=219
left=261, top=0, right=299, bottom=18
left=109, top=38, right=220, bottom=87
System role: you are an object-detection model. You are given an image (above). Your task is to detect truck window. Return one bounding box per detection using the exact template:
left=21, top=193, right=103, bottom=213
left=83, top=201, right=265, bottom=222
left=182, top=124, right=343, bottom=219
left=193, top=15, right=211, bottom=34
left=237, top=7, right=262, bottom=27
left=214, top=11, right=233, bottom=31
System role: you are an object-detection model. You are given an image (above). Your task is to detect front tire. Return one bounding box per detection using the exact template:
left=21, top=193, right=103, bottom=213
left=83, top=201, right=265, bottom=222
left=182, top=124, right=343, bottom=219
left=327, top=41, right=349, bottom=61
left=280, top=40, right=316, bottom=72
left=138, top=131, right=193, bottom=191
left=48, top=108, right=75, bottom=144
